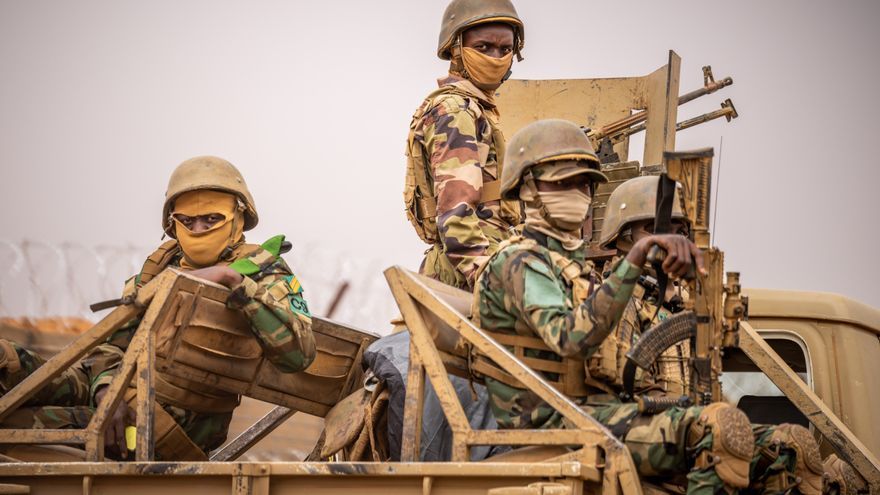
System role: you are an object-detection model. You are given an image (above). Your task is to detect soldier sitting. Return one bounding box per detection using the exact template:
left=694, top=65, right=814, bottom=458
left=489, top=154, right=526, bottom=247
left=472, top=119, right=808, bottom=495
left=0, top=156, right=316, bottom=460
left=596, top=175, right=824, bottom=495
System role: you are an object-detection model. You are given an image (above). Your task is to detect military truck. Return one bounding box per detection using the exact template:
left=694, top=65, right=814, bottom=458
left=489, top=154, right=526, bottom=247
left=0, top=51, right=876, bottom=495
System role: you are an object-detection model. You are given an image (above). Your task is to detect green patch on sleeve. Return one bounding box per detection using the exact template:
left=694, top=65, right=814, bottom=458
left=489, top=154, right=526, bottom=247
left=521, top=257, right=568, bottom=311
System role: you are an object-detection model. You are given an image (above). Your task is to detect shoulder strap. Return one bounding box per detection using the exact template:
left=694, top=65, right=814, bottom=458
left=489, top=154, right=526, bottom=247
left=546, top=251, right=595, bottom=306
left=138, top=240, right=180, bottom=287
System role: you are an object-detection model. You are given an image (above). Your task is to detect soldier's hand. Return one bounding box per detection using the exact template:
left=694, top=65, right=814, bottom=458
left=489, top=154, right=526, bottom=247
left=627, top=234, right=706, bottom=279
left=186, top=266, right=244, bottom=288
left=95, top=387, right=136, bottom=460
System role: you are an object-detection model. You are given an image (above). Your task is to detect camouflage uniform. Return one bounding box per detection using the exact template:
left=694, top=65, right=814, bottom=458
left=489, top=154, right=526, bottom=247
left=476, top=228, right=765, bottom=494
left=409, top=75, right=517, bottom=290
left=0, top=239, right=315, bottom=455
left=595, top=175, right=825, bottom=495
left=609, top=281, right=819, bottom=495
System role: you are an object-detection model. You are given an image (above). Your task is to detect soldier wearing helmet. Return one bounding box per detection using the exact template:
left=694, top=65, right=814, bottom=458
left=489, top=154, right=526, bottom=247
left=596, top=176, right=826, bottom=495
left=403, top=0, right=525, bottom=290
left=0, top=156, right=316, bottom=460
left=473, top=119, right=773, bottom=495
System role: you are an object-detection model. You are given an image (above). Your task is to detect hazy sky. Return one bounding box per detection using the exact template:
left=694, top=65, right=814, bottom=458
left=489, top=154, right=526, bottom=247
left=1, top=0, right=879, bottom=311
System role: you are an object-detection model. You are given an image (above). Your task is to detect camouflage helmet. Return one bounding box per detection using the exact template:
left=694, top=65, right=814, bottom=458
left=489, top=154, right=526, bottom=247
left=163, top=156, right=258, bottom=236
left=437, top=0, right=525, bottom=61
left=501, top=119, right=607, bottom=200
left=598, top=175, right=687, bottom=250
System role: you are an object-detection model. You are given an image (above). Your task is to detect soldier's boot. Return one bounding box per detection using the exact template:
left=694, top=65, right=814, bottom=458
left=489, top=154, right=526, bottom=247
left=758, top=424, right=825, bottom=495
left=686, top=403, right=755, bottom=494
left=823, top=454, right=866, bottom=495
left=603, top=401, right=751, bottom=495
left=751, top=423, right=799, bottom=494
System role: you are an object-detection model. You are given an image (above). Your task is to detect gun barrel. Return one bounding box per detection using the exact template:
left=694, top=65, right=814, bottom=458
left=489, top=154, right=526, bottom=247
left=676, top=99, right=738, bottom=132
left=678, top=77, right=733, bottom=106
left=588, top=74, right=733, bottom=143
left=608, top=99, right=737, bottom=145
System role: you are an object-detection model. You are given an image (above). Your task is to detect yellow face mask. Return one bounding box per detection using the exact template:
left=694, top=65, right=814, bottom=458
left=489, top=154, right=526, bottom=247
left=461, top=47, right=512, bottom=91
left=171, top=190, right=244, bottom=269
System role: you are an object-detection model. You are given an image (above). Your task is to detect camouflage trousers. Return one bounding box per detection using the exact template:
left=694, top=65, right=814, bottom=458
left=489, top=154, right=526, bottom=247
left=487, top=382, right=801, bottom=495
left=0, top=341, right=232, bottom=455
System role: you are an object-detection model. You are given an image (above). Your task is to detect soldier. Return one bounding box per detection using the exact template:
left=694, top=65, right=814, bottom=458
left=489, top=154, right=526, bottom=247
left=474, top=118, right=767, bottom=495
left=404, top=0, right=525, bottom=290
left=596, top=175, right=825, bottom=495
left=0, top=156, right=316, bottom=460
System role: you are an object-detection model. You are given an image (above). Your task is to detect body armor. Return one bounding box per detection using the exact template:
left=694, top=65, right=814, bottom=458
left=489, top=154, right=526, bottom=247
left=138, top=242, right=374, bottom=417
left=471, top=235, right=593, bottom=397
left=404, top=82, right=514, bottom=244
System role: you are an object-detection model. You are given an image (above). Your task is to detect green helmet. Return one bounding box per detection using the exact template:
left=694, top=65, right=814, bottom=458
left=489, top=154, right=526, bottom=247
left=501, top=119, right=607, bottom=200
left=437, top=0, right=525, bottom=60
left=163, top=156, right=258, bottom=236
left=597, top=175, right=687, bottom=250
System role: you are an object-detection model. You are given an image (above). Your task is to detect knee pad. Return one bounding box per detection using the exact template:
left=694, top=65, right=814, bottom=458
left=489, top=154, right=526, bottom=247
left=770, top=424, right=824, bottom=495
left=0, top=339, right=22, bottom=374
left=688, top=403, right=754, bottom=489
left=823, top=454, right=865, bottom=495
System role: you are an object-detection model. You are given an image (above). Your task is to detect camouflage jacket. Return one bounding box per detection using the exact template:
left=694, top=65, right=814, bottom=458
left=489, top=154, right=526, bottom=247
left=476, top=228, right=641, bottom=359
left=410, top=75, right=517, bottom=289
left=474, top=228, right=641, bottom=429
left=89, top=240, right=316, bottom=400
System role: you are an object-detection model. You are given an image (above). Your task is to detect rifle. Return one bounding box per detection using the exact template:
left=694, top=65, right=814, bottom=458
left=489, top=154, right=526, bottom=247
left=643, top=149, right=747, bottom=405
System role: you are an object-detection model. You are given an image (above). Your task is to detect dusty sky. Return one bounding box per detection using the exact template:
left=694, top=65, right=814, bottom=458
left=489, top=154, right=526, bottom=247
left=1, top=0, right=879, bottom=311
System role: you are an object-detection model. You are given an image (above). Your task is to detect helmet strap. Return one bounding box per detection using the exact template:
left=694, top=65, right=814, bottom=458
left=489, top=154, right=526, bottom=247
left=450, top=37, right=470, bottom=80
left=162, top=214, right=175, bottom=240
left=514, top=32, right=524, bottom=62
left=523, top=171, right=569, bottom=231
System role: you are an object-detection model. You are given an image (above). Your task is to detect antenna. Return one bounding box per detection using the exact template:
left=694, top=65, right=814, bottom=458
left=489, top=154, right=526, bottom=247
left=711, top=136, right=723, bottom=248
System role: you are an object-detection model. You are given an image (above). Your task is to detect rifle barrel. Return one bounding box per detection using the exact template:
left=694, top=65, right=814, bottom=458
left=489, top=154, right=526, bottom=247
left=588, top=76, right=733, bottom=142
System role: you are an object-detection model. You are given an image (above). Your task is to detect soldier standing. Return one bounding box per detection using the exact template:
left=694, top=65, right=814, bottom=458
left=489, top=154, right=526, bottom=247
left=404, top=0, right=525, bottom=290
left=596, top=175, right=825, bottom=495
left=474, top=118, right=761, bottom=495
left=0, top=156, right=316, bottom=460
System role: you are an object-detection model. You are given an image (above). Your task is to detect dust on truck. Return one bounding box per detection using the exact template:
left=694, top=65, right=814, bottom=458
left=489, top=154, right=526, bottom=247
left=0, top=51, right=877, bottom=495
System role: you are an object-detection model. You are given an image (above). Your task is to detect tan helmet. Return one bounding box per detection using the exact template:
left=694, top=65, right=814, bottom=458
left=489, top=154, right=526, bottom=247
left=501, top=119, right=607, bottom=200
left=437, top=0, right=525, bottom=61
left=163, top=156, right=258, bottom=237
left=597, top=175, right=687, bottom=250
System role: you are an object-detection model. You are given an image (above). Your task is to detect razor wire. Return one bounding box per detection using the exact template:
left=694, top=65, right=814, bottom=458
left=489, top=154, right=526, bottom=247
left=0, top=240, right=398, bottom=335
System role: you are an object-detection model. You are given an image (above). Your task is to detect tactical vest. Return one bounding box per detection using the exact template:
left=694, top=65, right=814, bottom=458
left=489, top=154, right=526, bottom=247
left=471, top=235, right=593, bottom=397
left=585, top=279, right=690, bottom=396
left=134, top=240, right=263, bottom=414
left=404, top=82, right=518, bottom=245
left=472, top=237, right=690, bottom=398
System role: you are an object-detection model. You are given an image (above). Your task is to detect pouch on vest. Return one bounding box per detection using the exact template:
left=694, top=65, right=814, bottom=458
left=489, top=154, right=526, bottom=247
left=153, top=272, right=377, bottom=418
